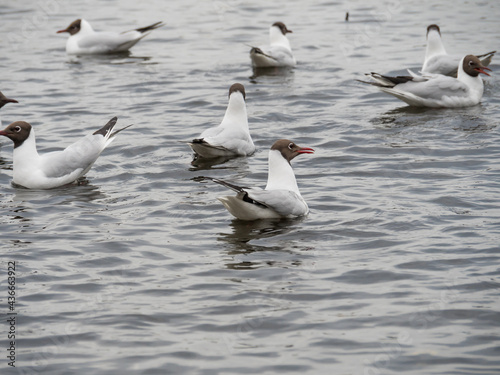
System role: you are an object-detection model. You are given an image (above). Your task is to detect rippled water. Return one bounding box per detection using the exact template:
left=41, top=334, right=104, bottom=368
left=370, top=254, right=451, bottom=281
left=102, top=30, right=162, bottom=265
left=1, top=1, right=500, bottom=374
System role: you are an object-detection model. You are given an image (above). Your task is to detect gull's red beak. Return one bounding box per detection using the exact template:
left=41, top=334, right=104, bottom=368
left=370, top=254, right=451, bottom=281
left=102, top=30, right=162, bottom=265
left=5, top=98, right=18, bottom=104
left=476, top=66, right=492, bottom=76
left=297, top=147, right=314, bottom=154
left=56, top=29, right=68, bottom=34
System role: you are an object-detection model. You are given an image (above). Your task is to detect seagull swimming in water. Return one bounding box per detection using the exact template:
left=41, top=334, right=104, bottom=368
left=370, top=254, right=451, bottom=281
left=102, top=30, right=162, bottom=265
left=249, top=22, right=296, bottom=68
left=0, top=117, right=131, bottom=189
left=359, top=55, right=491, bottom=108
left=57, top=19, right=163, bottom=55
left=189, top=83, right=255, bottom=159
left=422, top=24, right=495, bottom=77
left=200, top=139, right=314, bottom=221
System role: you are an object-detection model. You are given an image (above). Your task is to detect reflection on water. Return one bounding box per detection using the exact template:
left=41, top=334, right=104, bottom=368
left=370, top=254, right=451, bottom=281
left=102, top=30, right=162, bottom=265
left=221, top=216, right=312, bottom=270
left=222, top=216, right=306, bottom=244
left=65, top=51, right=154, bottom=65
left=249, top=66, right=296, bottom=84
left=189, top=154, right=241, bottom=171
left=11, top=182, right=105, bottom=204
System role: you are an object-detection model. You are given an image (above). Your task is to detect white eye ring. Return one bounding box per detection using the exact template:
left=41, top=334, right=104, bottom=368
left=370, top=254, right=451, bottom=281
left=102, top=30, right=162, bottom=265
left=288, top=142, right=294, bottom=150
left=14, top=126, right=21, bottom=133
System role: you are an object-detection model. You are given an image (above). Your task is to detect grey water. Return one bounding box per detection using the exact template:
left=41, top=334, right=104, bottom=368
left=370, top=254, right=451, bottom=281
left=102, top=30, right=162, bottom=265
left=1, top=1, right=500, bottom=374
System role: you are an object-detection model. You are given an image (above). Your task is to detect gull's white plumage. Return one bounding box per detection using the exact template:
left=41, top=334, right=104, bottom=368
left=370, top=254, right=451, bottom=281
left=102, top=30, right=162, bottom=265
left=250, top=22, right=296, bottom=68
left=0, top=117, right=130, bottom=189
left=360, top=55, right=491, bottom=108
left=189, top=83, right=255, bottom=158
left=202, top=139, right=314, bottom=221
left=57, top=19, right=163, bottom=55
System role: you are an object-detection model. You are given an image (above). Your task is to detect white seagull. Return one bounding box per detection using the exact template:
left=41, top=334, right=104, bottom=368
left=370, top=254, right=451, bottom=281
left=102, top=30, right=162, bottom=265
left=57, top=19, right=163, bottom=55
left=250, top=22, right=296, bottom=68
left=189, top=83, right=255, bottom=158
left=359, top=55, right=491, bottom=108
left=422, top=24, right=495, bottom=77
left=0, top=117, right=131, bottom=189
left=201, top=139, right=314, bottom=221
left=0, top=92, right=18, bottom=128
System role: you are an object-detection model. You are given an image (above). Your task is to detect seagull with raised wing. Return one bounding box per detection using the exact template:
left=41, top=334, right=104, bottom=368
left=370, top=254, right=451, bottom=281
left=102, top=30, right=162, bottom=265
left=57, top=19, right=163, bottom=55
left=0, top=92, right=18, bottom=127
left=200, top=139, right=314, bottom=220
left=0, top=117, right=131, bottom=189
left=250, top=22, right=296, bottom=68
left=189, top=83, right=255, bottom=158
left=359, top=55, right=491, bottom=108
left=422, top=24, right=495, bottom=77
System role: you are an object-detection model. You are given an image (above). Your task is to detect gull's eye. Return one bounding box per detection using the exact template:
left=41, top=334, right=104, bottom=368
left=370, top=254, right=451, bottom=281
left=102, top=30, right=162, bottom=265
left=288, top=142, right=294, bottom=150
left=14, top=126, right=21, bottom=133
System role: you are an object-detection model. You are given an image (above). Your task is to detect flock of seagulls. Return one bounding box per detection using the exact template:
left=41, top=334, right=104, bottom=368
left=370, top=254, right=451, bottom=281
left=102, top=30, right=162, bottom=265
left=0, top=18, right=495, bottom=221
left=358, top=24, right=494, bottom=108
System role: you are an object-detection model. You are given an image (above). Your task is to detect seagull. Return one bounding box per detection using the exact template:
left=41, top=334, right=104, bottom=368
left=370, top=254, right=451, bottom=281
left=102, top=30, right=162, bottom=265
left=189, top=83, right=255, bottom=158
left=200, top=139, right=314, bottom=221
left=57, top=19, right=163, bottom=55
left=250, top=22, right=296, bottom=68
left=422, top=24, right=495, bottom=77
left=0, top=92, right=18, bottom=128
left=0, top=117, right=131, bottom=189
left=359, top=55, right=491, bottom=108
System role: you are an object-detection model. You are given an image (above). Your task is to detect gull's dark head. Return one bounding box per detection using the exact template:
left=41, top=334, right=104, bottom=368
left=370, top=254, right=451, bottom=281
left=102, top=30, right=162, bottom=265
left=0, top=121, right=32, bottom=148
left=463, top=55, right=491, bottom=77
left=272, top=22, right=292, bottom=35
left=57, top=19, right=82, bottom=35
left=426, top=24, right=441, bottom=37
left=228, top=83, right=246, bottom=100
left=271, top=139, right=314, bottom=164
left=0, top=92, right=18, bottom=109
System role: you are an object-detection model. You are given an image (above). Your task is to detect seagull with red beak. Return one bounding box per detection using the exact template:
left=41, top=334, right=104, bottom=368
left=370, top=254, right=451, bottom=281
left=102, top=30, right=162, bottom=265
left=359, top=55, right=492, bottom=108
left=199, top=139, right=314, bottom=220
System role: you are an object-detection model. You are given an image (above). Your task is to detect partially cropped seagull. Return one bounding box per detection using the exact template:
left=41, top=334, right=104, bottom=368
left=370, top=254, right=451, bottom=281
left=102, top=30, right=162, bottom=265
left=0, top=92, right=18, bottom=127
left=189, top=83, right=255, bottom=158
left=422, top=24, right=495, bottom=77
left=57, top=19, right=163, bottom=55
left=0, top=117, right=131, bottom=189
left=201, top=139, right=314, bottom=220
left=359, top=55, right=491, bottom=108
left=250, top=22, right=296, bottom=68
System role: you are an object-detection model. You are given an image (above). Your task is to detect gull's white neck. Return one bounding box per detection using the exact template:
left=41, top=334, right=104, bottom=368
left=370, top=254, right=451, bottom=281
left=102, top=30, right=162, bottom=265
left=425, top=30, right=447, bottom=60
left=79, top=19, right=95, bottom=35
left=13, top=128, right=40, bottom=173
left=265, top=150, right=300, bottom=194
left=220, top=92, right=248, bottom=131
left=269, top=26, right=291, bottom=49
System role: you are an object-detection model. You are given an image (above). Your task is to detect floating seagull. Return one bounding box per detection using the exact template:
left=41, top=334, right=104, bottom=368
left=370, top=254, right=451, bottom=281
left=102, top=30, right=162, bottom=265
left=422, top=24, right=495, bottom=77
left=250, top=22, right=296, bottom=68
left=201, top=139, right=314, bottom=220
left=57, top=19, right=163, bottom=55
left=359, top=55, right=491, bottom=108
left=0, top=92, right=18, bottom=127
left=0, top=117, right=131, bottom=189
left=189, top=83, right=255, bottom=158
